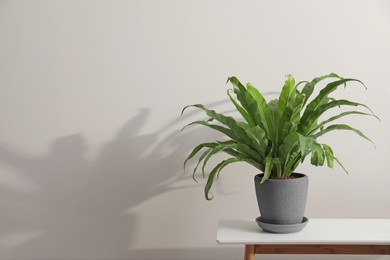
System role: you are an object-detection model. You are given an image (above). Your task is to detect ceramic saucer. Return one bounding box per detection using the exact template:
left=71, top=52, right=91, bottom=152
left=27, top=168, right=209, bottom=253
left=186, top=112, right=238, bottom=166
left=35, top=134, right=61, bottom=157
left=255, top=216, right=309, bottom=233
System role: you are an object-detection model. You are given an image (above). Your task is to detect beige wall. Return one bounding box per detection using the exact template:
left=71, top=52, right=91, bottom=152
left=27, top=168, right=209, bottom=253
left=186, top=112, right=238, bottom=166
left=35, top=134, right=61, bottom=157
left=0, top=0, right=389, bottom=259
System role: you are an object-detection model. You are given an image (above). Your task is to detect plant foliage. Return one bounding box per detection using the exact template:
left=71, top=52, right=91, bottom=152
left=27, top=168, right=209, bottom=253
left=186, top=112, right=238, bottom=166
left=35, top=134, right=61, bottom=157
left=181, top=74, right=378, bottom=200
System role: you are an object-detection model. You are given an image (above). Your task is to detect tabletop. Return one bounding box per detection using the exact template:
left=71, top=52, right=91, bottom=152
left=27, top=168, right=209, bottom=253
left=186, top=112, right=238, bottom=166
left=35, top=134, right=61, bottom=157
left=217, top=219, right=390, bottom=245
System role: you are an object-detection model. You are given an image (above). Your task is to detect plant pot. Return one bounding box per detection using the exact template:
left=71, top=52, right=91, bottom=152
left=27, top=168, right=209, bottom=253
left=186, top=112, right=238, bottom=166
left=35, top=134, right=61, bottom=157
left=254, top=173, right=308, bottom=225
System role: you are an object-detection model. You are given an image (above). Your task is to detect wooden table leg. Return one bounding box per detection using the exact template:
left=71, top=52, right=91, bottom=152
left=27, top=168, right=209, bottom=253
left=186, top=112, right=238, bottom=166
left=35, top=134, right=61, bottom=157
left=245, top=244, right=255, bottom=260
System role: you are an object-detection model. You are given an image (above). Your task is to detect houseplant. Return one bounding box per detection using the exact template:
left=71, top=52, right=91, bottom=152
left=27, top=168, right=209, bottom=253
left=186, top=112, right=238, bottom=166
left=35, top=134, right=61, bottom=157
left=181, top=73, right=377, bottom=230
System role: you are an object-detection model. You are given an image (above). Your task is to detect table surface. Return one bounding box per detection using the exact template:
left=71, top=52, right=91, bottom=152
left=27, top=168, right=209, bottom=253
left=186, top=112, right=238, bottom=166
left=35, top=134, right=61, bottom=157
left=217, top=219, right=390, bottom=245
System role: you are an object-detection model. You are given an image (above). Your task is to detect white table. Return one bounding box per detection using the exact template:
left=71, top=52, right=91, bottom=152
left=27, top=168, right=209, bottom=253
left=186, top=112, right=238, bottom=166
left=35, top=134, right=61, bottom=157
left=217, top=219, right=390, bottom=260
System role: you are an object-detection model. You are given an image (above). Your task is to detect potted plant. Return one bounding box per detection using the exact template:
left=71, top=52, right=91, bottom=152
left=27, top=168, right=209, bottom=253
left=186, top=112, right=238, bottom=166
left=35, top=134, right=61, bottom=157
left=181, top=73, right=378, bottom=232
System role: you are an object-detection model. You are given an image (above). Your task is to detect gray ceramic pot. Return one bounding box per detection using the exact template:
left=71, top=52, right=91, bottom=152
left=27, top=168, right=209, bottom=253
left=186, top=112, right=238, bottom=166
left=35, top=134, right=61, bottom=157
left=254, top=173, right=308, bottom=225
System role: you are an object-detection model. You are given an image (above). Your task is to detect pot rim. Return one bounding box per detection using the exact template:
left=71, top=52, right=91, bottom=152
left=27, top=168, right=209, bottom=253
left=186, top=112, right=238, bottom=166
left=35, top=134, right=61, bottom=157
left=255, top=172, right=307, bottom=181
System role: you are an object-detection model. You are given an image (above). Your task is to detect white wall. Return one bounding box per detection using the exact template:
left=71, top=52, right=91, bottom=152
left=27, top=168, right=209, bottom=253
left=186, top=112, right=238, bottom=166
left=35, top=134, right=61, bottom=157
left=0, top=0, right=389, bottom=259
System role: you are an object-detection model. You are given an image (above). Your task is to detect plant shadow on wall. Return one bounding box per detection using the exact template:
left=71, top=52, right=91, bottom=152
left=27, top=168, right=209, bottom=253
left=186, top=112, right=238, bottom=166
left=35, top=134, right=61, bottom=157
left=0, top=100, right=381, bottom=260
left=0, top=104, right=234, bottom=259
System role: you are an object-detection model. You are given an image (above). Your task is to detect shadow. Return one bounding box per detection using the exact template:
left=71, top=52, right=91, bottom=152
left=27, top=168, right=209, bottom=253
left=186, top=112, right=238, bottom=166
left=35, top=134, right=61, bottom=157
left=0, top=91, right=295, bottom=260
left=0, top=102, right=225, bottom=259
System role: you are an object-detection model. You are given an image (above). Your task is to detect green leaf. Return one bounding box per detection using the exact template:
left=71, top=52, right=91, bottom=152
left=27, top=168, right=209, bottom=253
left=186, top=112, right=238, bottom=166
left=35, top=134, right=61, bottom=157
left=279, top=132, right=298, bottom=158
left=216, top=140, right=264, bottom=168
left=204, top=158, right=241, bottom=200
left=261, top=156, right=274, bottom=183
left=241, top=158, right=265, bottom=172
left=273, top=158, right=282, bottom=178
left=273, top=76, right=300, bottom=155
left=312, top=124, right=374, bottom=146
left=300, top=73, right=342, bottom=106
left=246, top=83, right=274, bottom=140
left=300, top=78, right=366, bottom=132
left=195, top=104, right=256, bottom=143
left=279, top=132, right=300, bottom=172
left=240, top=124, right=268, bottom=159
left=199, top=141, right=263, bottom=179
left=312, top=78, right=365, bottom=111
left=287, top=153, right=302, bottom=177
left=276, top=74, right=296, bottom=123
left=310, top=141, right=325, bottom=166
left=322, top=144, right=334, bottom=168
left=268, top=99, right=279, bottom=122
left=181, top=120, right=237, bottom=140
left=228, top=77, right=262, bottom=129
left=183, top=142, right=218, bottom=169
left=297, top=133, right=314, bottom=162
left=234, top=143, right=265, bottom=162
left=216, top=158, right=242, bottom=179
left=295, top=80, right=309, bottom=89
left=310, top=110, right=379, bottom=135
left=227, top=89, right=254, bottom=127
left=192, top=149, right=211, bottom=181
left=201, top=143, right=240, bottom=178
left=303, top=99, right=375, bottom=135
left=333, top=155, right=349, bottom=174
left=276, top=90, right=306, bottom=153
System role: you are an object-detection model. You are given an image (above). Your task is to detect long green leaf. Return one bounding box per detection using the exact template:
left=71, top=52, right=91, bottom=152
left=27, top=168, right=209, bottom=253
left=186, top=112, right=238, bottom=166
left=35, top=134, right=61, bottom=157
left=185, top=104, right=255, bottom=146
left=303, top=99, right=375, bottom=135
left=300, top=78, right=366, bottom=131
left=273, top=76, right=298, bottom=155
left=261, top=156, right=274, bottom=183
left=246, top=83, right=274, bottom=140
left=310, top=141, right=325, bottom=166
left=310, top=78, right=366, bottom=111
left=297, top=133, right=314, bottom=162
left=235, top=143, right=264, bottom=162
left=183, top=142, right=218, bottom=169
left=286, top=152, right=302, bottom=176
left=277, top=90, right=306, bottom=153
left=312, top=124, right=374, bottom=145
left=295, top=80, right=309, bottom=89
left=310, top=111, right=379, bottom=135
left=216, top=158, right=242, bottom=179
left=278, top=132, right=302, bottom=176
left=192, top=149, right=211, bottom=181
left=227, top=89, right=254, bottom=127
left=216, top=140, right=264, bottom=166
left=322, top=144, right=334, bottom=168
left=205, top=158, right=241, bottom=200
left=181, top=120, right=237, bottom=140
left=240, top=124, right=268, bottom=158
left=279, top=132, right=300, bottom=167
left=273, top=158, right=282, bottom=178
left=268, top=99, right=279, bottom=116
left=300, top=73, right=342, bottom=106
left=228, top=77, right=262, bottom=128
left=199, top=141, right=262, bottom=178
left=333, top=155, right=349, bottom=174
left=201, top=143, right=239, bottom=177
left=241, top=158, right=265, bottom=172
left=276, top=74, right=295, bottom=123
